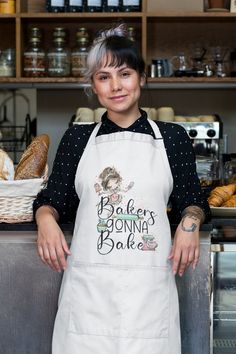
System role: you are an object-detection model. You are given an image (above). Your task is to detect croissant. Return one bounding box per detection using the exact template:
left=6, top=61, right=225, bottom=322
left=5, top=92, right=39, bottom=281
left=208, top=184, right=236, bottom=207
left=222, top=194, right=236, bottom=207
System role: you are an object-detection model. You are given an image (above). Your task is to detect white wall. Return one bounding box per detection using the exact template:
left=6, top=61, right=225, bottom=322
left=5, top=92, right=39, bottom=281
left=37, top=88, right=236, bottom=171
left=1, top=88, right=234, bottom=171
left=0, top=89, right=37, bottom=125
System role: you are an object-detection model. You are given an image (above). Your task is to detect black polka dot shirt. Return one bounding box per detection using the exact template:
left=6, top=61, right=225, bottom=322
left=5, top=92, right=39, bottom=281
left=33, top=109, right=211, bottom=223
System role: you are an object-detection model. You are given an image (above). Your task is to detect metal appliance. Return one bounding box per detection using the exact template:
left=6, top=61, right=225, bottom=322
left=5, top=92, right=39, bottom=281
left=175, top=117, right=223, bottom=191
left=211, top=226, right=236, bottom=354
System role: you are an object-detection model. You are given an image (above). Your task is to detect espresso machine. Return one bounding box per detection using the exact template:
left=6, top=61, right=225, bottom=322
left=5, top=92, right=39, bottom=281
left=175, top=116, right=223, bottom=192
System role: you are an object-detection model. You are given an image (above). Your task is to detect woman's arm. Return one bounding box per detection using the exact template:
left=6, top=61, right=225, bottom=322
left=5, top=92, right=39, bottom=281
left=36, top=205, right=71, bottom=272
left=168, top=205, right=205, bottom=277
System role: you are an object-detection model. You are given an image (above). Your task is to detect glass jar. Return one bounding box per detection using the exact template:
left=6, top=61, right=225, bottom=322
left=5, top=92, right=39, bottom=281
left=46, top=0, right=65, bottom=12
left=121, top=0, right=141, bottom=12
left=0, top=48, right=15, bottom=77
left=23, top=38, right=46, bottom=77
left=85, top=0, right=103, bottom=12
left=103, top=0, right=120, bottom=12
left=71, top=37, right=89, bottom=78
left=47, top=38, right=71, bottom=77
left=223, top=154, right=236, bottom=184
left=65, top=0, right=84, bottom=12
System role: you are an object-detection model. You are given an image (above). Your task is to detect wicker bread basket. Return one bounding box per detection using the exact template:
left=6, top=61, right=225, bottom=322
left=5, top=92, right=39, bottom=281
left=0, top=167, right=48, bottom=223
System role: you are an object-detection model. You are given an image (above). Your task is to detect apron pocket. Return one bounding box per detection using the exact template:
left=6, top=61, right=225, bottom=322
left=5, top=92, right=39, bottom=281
left=121, top=266, right=170, bottom=339
left=68, top=262, right=124, bottom=337
left=68, top=262, right=170, bottom=339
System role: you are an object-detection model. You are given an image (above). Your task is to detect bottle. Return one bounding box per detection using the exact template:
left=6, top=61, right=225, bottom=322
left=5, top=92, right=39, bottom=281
left=0, top=48, right=15, bottom=77
left=47, top=38, right=71, bottom=77
left=103, top=0, right=120, bottom=12
left=71, top=37, right=89, bottom=78
left=46, top=0, right=65, bottom=12
left=65, top=0, right=84, bottom=12
left=23, top=37, right=46, bottom=77
left=85, top=0, right=103, bottom=12
left=121, top=0, right=141, bottom=12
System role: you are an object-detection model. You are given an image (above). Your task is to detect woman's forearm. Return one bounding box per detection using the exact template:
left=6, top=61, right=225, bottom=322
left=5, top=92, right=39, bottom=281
left=180, top=206, right=205, bottom=232
left=35, top=205, right=59, bottom=226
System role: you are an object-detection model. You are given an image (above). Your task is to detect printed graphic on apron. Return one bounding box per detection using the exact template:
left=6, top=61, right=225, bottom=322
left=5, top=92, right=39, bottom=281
left=94, top=166, right=158, bottom=255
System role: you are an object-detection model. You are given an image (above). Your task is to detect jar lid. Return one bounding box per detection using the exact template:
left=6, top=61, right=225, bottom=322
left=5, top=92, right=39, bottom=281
left=53, top=27, right=67, bottom=38
left=29, top=27, right=42, bottom=38
left=76, top=37, right=89, bottom=44
left=53, top=37, right=65, bottom=43
left=29, top=37, right=41, bottom=43
left=76, top=28, right=89, bottom=38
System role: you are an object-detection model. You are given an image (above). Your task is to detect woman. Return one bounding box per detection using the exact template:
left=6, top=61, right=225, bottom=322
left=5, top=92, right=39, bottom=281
left=34, top=24, right=210, bottom=354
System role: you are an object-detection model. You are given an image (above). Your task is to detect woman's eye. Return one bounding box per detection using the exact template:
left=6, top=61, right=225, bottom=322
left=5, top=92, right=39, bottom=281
left=122, top=72, right=131, bottom=77
left=98, top=75, right=108, bottom=81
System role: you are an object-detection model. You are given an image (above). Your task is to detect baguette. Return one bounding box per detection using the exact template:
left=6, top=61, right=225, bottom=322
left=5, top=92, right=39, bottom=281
left=14, top=134, right=50, bottom=180
left=208, top=184, right=236, bottom=207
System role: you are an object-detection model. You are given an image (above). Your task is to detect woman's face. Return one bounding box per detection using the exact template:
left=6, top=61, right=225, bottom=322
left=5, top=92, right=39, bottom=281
left=92, top=58, right=145, bottom=118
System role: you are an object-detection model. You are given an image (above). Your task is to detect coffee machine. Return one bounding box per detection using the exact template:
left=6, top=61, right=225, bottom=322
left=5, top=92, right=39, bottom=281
left=175, top=116, right=223, bottom=191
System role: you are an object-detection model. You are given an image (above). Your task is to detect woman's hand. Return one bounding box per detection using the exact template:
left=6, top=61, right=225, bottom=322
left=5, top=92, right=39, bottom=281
left=168, top=206, right=204, bottom=277
left=36, top=206, right=71, bottom=272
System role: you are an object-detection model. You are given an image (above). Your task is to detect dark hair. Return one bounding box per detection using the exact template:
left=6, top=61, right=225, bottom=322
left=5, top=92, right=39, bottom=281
left=85, top=24, right=146, bottom=83
left=103, top=36, right=145, bottom=76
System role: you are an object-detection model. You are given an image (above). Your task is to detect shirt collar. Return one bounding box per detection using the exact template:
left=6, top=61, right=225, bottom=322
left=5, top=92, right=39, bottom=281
left=100, top=109, right=148, bottom=133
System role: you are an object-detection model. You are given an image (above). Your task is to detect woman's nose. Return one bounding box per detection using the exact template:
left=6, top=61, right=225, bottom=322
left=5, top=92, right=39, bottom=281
left=111, top=77, right=122, bottom=91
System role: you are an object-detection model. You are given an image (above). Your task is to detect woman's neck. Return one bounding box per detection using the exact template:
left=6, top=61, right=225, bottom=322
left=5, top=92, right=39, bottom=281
left=107, top=107, right=141, bottom=128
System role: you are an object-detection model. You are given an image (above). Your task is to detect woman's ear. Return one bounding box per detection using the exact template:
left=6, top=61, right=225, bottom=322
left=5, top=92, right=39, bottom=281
left=140, top=74, right=146, bottom=87
left=92, top=83, right=97, bottom=95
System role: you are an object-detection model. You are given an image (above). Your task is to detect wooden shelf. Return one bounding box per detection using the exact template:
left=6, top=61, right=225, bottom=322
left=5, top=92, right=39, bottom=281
left=0, top=0, right=236, bottom=88
left=1, top=77, right=236, bottom=89
left=19, top=12, right=143, bottom=18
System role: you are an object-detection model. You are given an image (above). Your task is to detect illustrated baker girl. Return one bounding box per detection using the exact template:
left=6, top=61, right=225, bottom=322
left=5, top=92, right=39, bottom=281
left=94, top=166, right=134, bottom=204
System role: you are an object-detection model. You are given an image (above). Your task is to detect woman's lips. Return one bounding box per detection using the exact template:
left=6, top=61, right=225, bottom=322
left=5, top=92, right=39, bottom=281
left=110, top=95, right=127, bottom=102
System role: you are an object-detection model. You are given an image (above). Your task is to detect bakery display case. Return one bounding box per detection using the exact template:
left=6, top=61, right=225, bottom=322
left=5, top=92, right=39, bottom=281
left=211, top=220, right=236, bottom=354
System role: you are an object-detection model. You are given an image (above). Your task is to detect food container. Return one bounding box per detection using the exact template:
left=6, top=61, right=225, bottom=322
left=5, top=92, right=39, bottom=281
left=0, top=177, right=47, bottom=223
left=147, top=0, right=203, bottom=12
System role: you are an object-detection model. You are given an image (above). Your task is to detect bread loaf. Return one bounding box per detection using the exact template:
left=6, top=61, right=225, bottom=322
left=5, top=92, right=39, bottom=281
left=14, top=134, right=50, bottom=180
left=208, top=184, right=236, bottom=207
left=222, top=194, right=236, bottom=207
left=0, top=149, right=14, bottom=180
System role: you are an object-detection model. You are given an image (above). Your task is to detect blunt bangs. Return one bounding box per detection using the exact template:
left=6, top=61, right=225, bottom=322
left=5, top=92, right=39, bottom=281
left=85, top=35, right=145, bottom=83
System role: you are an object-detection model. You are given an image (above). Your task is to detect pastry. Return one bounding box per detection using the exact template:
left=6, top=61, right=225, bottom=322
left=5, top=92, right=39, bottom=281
left=0, top=149, right=14, bottom=180
left=14, top=134, right=50, bottom=180
left=222, top=194, right=236, bottom=207
left=208, top=184, right=236, bottom=207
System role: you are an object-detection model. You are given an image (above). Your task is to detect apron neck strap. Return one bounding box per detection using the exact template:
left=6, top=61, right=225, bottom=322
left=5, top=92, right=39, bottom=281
left=147, top=119, right=162, bottom=139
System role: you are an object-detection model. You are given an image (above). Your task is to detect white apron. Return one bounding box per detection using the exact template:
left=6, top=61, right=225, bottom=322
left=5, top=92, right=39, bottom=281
left=52, top=119, right=181, bottom=354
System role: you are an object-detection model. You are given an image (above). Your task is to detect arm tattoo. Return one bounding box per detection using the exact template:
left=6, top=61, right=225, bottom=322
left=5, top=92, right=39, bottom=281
left=180, top=206, right=205, bottom=233
left=181, top=215, right=198, bottom=232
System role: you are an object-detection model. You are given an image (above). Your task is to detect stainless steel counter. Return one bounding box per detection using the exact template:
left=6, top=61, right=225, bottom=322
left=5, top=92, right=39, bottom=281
left=0, top=229, right=211, bottom=354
